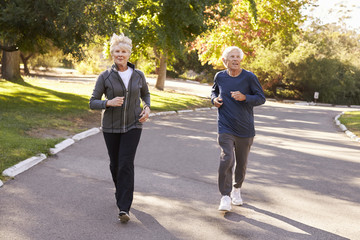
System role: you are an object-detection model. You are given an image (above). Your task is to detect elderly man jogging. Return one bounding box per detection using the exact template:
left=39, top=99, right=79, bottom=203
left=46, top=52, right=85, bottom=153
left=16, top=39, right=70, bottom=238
left=211, top=46, right=266, bottom=212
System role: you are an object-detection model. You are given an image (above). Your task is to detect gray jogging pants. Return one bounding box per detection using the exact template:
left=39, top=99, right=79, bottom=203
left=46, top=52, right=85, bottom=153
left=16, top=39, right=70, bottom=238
left=217, top=133, right=254, bottom=196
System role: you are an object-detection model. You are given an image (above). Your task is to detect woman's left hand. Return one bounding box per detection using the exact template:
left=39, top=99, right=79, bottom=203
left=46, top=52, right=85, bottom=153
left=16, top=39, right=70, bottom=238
left=139, top=107, right=150, bottom=123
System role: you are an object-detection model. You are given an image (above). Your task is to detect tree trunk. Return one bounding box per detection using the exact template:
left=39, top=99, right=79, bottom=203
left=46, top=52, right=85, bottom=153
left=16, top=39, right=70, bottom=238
left=1, top=50, right=21, bottom=81
left=155, top=52, right=167, bottom=90
left=20, top=52, right=33, bottom=76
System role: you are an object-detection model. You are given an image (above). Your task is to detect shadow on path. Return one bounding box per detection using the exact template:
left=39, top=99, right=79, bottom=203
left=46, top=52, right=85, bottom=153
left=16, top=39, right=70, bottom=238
left=131, top=208, right=180, bottom=240
left=225, top=204, right=349, bottom=240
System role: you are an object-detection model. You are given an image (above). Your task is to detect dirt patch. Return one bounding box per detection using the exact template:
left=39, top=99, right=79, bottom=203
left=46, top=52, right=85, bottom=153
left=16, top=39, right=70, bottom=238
left=26, top=111, right=102, bottom=139
left=27, top=128, right=72, bottom=139
left=71, top=110, right=102, bottom=131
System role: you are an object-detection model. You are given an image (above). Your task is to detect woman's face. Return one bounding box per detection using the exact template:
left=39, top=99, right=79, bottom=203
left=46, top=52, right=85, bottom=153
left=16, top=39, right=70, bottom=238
left=224, top=49, right=242, bottom=71
left=112, top=45, right=131, bottom=67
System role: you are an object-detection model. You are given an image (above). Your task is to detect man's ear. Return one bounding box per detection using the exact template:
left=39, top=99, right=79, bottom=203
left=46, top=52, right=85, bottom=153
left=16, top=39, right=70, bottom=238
left=222, top=58, right=227, bottom=68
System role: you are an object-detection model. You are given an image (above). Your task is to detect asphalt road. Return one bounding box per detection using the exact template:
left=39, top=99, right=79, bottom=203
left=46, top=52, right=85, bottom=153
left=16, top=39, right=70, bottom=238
left=1, top=101, right=359, bottom=240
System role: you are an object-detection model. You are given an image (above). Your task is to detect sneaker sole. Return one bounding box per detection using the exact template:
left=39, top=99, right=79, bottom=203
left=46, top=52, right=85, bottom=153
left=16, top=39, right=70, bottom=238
left=119, top=214, right=130, bottom=223
left=232, top=201, right=243, bottom=206
left=218, top=207, right=231, bottom=212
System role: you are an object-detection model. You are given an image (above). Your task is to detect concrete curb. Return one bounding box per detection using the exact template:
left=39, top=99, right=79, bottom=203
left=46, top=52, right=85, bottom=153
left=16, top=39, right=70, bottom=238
left=49, top=138, right=75, bottom=155
left=72, top=127, right=100, bottom=141
left=334, top=111, right=360, bottom=143
left=1, top=128, right=101, bottom=184
left=292, top=101, right=359, bottom=144
left=2, top=154, right=47, bottom=178
left=195, top=107, right=212, bottom=111
left=178, top=109, right=194, bottom=113
left=153, top=111, right=177, bottom=116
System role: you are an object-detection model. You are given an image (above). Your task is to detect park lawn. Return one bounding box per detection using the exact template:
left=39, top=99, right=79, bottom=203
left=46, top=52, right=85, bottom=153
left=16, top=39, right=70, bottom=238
left=0, top=77, right=211, bottom=181
left=340, top=111, right=360, bottom=137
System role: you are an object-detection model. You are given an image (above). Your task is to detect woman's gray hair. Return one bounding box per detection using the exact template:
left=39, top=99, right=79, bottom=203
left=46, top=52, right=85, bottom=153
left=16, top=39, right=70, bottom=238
left=222, top=46, right=244, bottom=61
left=110, top=33, right=132, bottom=55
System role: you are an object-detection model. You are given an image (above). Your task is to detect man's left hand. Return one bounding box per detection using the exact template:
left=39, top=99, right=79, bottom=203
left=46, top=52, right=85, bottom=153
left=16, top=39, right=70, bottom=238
left=231, top=91, right=246, bottom=101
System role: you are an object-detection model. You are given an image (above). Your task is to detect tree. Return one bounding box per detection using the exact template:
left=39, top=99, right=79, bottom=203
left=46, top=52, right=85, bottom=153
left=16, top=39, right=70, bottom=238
left=246, top=34, right=295, bottom=97
left=0, top=0, right=121, bottom=81
left=1, top=49, right=20, bottom=81
left=246, top=22, right=360, bottom=104
left=285, top=23, right=360, bottom=104
left=193, top=0, right=313, bottom=67
left=118, top=0, right=234, bottom=90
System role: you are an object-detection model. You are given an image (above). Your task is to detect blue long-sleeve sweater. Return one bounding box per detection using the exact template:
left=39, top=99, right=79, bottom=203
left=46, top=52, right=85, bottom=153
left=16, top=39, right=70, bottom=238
left=211, top=69, right=266, bottom=138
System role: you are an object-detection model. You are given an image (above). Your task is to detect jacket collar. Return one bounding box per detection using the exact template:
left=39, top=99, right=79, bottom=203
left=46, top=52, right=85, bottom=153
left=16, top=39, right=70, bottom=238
left=111, top=62, right=135, bottom=72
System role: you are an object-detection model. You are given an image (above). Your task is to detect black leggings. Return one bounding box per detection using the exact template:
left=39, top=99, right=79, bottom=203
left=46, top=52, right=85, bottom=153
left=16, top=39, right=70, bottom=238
left=103, top=128, right=142, bottom=213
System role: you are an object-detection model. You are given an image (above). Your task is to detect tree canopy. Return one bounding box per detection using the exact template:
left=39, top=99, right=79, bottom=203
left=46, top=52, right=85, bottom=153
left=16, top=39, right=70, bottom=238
left=0, top=0, right=120, bottom=54
left=116, top=0, right=234, bottom=89
left=1, top=0, right=359, bottom=105
left=247, top=23, right=360, bottom=104
left=0, top=0, right=120, bottom=80
left=193, top=0, right=312, bottom=67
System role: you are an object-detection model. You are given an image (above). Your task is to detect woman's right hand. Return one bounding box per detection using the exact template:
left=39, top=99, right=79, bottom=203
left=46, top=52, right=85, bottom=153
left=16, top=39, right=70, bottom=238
left=106, top=97, right=125, bottom=107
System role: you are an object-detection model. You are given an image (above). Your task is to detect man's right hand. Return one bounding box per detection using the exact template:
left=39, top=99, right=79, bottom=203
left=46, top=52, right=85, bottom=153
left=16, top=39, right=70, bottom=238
left=214, top=96, right=223, bottom=108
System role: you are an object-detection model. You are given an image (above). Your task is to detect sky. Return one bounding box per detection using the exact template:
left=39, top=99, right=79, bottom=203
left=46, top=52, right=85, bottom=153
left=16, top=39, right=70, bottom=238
left=303, top=0, right=360, bottom=30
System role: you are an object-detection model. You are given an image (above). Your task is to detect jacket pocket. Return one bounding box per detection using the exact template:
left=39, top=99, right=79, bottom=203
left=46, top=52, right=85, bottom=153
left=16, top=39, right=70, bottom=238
left=134, top=106, right=142, bottom=122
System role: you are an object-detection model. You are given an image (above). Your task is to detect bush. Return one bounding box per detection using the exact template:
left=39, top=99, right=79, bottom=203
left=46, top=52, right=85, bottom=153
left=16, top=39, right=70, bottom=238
left=29, top=49, right=65, bottom=69
left=247, top=24, right=360, bottom=104
left=73, top=44, right=111, bottom=75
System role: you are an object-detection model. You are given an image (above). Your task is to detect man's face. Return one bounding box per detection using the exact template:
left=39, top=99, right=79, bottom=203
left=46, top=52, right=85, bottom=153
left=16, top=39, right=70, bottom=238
left=224, top=49, right=242, bottom=71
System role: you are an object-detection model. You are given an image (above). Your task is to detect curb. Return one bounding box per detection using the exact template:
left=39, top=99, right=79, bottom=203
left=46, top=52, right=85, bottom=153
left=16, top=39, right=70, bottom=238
left=334, top=111, right=360, bottom=143
left=2, top=154, right=47, bottom=178
left=178, top=109, right=194, bottom=113
left=152, top=111, right=177, bottom=116
left=72, top=127, right=100, bottom=141
left=1, top=127, right=101, bottom=184
left=292, top=101, right=359, bottom=144
left=49, top=138, right=75, bottom=155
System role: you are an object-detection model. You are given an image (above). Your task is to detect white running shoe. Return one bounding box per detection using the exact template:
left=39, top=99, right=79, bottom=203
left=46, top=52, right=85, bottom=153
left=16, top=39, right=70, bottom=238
left=118, top=211, right=130, bottom=223
left=231, top=188, right=243, bottom=206
left=218, top=195, right=232, bottom=211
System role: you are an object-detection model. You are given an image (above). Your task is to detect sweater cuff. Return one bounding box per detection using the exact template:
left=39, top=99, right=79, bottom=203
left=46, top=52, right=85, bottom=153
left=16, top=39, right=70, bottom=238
left=103, top=100, right=108, bottom=109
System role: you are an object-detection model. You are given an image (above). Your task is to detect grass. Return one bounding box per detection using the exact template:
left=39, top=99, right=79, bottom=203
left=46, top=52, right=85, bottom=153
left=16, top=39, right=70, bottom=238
left=0, top=76, right=211, bottom=181
left=340, top=111, right=360, bottom=137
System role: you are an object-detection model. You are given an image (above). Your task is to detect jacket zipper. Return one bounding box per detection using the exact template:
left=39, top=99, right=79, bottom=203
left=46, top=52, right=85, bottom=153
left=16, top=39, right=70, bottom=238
left=115, top=69, right=127, bottom=131
left=124, top=71, right=134, bottom=129
left=115, top=65, right=133, bottom=131
left=123, top=89, right=128, bottom=130
left=121, top=70, right=133, bottom=131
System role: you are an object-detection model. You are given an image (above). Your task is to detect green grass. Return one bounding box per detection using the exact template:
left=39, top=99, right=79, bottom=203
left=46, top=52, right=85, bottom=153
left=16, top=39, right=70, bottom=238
left=340, top=111, right=360, bottom=136
left=0, top=77, right=211, bottom=180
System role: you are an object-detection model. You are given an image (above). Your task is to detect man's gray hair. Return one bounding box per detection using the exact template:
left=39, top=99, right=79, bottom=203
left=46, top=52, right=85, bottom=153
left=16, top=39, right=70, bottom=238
left=222, top=46, right=244, bottom=61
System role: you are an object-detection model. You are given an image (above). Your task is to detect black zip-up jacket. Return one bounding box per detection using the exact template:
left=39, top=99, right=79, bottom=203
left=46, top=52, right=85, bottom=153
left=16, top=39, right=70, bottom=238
left=89, top=63, right=151, bottom=133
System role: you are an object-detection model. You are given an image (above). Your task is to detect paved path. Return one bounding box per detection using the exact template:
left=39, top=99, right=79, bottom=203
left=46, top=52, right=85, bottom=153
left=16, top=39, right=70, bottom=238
left=1, top=101, right=359, bottom=240
left=146, top=77, right=212, bottom=98
left=32, top=71, right=213, bottom=98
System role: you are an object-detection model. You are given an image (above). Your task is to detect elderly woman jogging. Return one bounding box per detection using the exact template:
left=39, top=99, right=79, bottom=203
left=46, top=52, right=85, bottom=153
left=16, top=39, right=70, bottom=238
left=90, top=33, right=150, bottom=223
